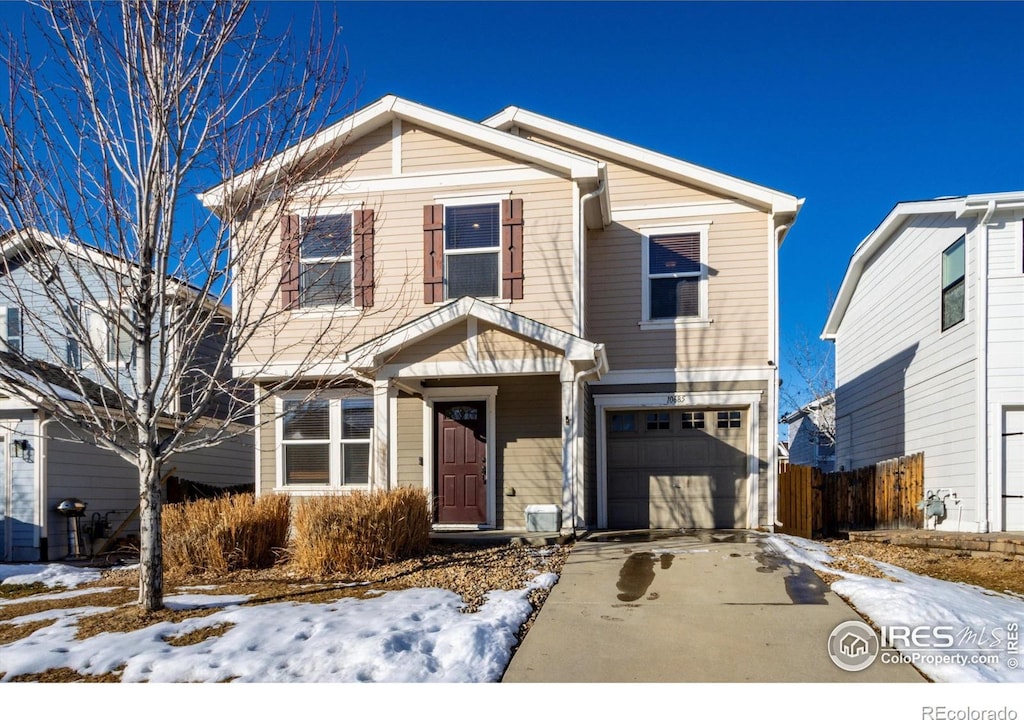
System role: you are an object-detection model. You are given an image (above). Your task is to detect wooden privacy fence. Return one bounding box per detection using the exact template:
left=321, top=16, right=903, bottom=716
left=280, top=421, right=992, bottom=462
left=777, top=452, right=925, bottom=538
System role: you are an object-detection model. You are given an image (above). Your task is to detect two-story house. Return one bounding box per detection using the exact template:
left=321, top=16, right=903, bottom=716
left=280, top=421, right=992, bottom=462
left=823, top=192, right=1024, bottom=532
left=0, top=230, right=254, bottom=561
left=202, top=96, right=802, bottom=532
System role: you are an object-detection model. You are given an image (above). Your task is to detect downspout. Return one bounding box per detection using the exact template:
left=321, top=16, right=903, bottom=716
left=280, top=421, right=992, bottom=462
left=569, top=345, right=606, bottom=535
left=975, top=200, right=995, bottom=532
left=576, top=178, right=606, bottom=337
left=37, top=414, right=58, bottom=561
left=769, top=222, right=790, bottom=530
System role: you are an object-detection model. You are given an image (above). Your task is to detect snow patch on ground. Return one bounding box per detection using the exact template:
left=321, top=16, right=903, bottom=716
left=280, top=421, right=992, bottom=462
left=770, top=535, right=1024, bottom=683
left=0, top=563, right=102, bottom=588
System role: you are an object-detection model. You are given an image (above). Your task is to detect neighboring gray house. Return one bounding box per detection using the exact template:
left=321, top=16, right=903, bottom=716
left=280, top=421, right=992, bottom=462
left=780, top=394, right=835, bottom=472
left=0, top=230, right=254, bottom=561
left=823, top=192, right=1024, bottom=533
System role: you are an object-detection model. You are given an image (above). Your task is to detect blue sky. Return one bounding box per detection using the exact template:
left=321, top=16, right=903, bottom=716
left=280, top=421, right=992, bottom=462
left=3, top=1, right=1021, bottom=410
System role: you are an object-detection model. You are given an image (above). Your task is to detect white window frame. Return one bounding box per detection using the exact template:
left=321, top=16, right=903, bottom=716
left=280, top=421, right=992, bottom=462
left=940, top=234, right=967, bottom=332
left=639, top=222, right=711, bottom=329
left=436, top=193, right=506, bottom=301
left=0, top=306, right=22, bottom=354
left=275, top=390, right=374, bottom=493
left=298, top=211, right=356, bottom=309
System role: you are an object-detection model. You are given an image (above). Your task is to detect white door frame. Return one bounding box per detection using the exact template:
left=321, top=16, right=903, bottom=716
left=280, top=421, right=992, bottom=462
left=421, top=386, right=498, bottom=529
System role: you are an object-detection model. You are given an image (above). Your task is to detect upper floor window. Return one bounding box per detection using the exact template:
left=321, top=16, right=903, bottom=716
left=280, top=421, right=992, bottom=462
left=424, top=197, right=523, bottom=303
left=641, top=224, right=709, bottom=324
left=445, top=203, right=500, bottom=299
left=941, top=235, right=966, bottom=331
left=1, top=306, right=22, bottom=354
left=301, top=214, right=353, bottom=307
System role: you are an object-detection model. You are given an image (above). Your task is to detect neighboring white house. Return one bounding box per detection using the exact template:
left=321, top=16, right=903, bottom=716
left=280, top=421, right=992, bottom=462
left=780, top=394, right=835, bottom=472
left=822, top=191, right=1024, bottom=533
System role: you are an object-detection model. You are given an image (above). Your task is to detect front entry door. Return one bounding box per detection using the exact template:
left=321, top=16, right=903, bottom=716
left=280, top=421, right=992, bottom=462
left=436, top=401, right=487, bottom=524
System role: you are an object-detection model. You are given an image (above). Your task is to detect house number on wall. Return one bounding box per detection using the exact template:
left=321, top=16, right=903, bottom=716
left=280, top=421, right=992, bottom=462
left=666, top=394, right=687, bottom=405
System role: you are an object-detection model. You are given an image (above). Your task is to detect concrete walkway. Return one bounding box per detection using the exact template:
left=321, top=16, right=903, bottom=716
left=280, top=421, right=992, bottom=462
left=503, top=530, right=924, bottom=682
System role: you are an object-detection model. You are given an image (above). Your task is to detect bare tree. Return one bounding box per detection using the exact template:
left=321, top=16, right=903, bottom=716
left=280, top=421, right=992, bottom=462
left=780, top=328, right=835, bottom=443
left=0, top=1, right=381, bottom=610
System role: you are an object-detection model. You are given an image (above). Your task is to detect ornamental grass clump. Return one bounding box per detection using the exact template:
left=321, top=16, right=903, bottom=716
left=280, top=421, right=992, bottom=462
left=163, top=493, right=291, bottom=575
left=290, top=488, right=431, bottom=576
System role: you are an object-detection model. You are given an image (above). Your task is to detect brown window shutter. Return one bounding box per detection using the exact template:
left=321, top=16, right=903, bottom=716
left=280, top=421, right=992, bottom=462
left=423, top=204, right=444, bottom=303
left=354, top=209, right=375, bottom=308
left=501, top=198, right=524, bottom=300
left=279, top=214, right=301, bottom=310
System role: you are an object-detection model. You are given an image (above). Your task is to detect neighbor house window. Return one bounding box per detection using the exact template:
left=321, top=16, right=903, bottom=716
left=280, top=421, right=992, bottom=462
left=280, top=394, right=372, bottom=487
left=1, top=306, right=22, bottom=353
left=941, top=235, right=965, bottom=331
left=65, top=302, right=81, bottom=369
left=610, top=413, right=637, bottom=433
left=642, top=224, right=709, bottom=323
left=300, top=214, right=353, bottom=307
left=445, top=203, right=500, bottom=299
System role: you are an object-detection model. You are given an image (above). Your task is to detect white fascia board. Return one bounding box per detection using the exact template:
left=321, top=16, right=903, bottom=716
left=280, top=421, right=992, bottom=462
left=482, top=107, right=801, bottom=214
left=201, top=95, right=601, bottom=210
left=346, top=297, right=599, bottom=369
left=956, top=190, right=1024, bottom=218
left=821, top=197, right=964, bottom=339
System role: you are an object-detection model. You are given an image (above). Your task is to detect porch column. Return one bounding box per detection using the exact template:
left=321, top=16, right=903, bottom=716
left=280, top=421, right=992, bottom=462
left=560, top=362, right=582, bottom=532
left=373, top=379, right=391, bottom=490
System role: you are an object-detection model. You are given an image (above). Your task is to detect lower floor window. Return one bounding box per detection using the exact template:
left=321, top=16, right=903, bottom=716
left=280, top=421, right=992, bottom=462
left=281, top=395, right=372, bottom=486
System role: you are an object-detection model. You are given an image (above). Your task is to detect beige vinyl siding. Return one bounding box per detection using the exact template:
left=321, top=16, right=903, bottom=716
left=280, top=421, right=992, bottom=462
left=588, top=212, right=770, bottom=370
left=592, top=379, right=771, bottom=527
left=320, top=124, right=394, bottom=179
left=477, top=322, right=560, bottom=361
left=401, top=124, right=520, bottom=172
left=236, top=175, right=575, bottom=369
left=396, top=393, right=423, bottom=488
left=386, top=322, right=473, bottom=366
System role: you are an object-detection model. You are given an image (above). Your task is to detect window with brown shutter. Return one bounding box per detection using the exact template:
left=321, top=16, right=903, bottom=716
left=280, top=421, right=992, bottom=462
left=353, top=209, right=375, bottom=308
left=501, top=198, right=524, bottom=300
left=280, top=214, right=300, bottom=310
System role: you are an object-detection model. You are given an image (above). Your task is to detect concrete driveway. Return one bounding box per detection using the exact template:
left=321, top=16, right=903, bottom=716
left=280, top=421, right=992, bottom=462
left=503, top=530, right=924, bottom=682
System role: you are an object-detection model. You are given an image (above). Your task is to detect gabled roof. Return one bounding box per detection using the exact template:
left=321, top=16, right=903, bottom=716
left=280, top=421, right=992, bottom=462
left=0, top=351, right=123, bottom=409
left=822, top=191, right=1024, bottom=339
left=346, top=296, right=607, bottom=371
left=482, top=106, right=804, bottom=220
left=199, top=95, right=603, bottom=211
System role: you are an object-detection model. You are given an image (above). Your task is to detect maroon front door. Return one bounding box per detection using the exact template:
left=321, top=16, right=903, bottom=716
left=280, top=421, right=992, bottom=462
left=436, top=401, right=487, bottom=524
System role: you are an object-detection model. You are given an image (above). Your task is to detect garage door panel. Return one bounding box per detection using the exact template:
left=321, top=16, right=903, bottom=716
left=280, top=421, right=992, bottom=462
left=608, top=440, right=638, bottom=466
left=672, top=437, right=710, bottom=465
left=607, top=407, right=750, bottom=530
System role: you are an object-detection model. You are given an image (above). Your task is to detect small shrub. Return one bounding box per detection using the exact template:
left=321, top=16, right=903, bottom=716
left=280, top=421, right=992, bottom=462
left=163, top=493, right=291, bottom=574
left=291, top=488, right=431, bottom=576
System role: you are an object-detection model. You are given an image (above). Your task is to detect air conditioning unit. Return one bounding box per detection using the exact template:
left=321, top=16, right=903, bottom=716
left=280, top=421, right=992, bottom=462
left=525, top=504, right=561, bottom=532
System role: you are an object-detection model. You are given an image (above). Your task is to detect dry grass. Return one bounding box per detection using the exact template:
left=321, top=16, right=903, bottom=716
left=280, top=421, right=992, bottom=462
left=0, top=618, right=57, bottom=644
left=163, top=493, right=290, bottom=575
left=0, top=587, right=135, bottom=623
left=5, top=666, right=125, bottom=682
left=163, top=622, right=235, bottom=647
left=290, top=488, right=431, bottom=576
left=0, top=582, right=49, bottom=600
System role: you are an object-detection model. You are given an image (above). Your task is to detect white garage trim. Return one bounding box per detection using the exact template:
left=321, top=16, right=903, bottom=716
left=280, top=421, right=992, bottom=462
left=594, top=391, right=762, bottom=529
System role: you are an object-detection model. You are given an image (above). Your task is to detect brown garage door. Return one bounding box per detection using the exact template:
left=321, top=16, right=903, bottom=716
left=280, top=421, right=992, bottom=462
left=607, top=408, right=748, bottom=529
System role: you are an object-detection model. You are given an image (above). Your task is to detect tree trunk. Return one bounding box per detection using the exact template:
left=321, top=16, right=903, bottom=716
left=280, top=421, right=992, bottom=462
left=138, top=450, right=164, bottom=611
